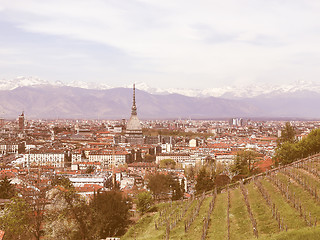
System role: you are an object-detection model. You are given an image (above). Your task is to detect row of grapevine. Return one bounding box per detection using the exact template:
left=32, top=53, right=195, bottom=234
left=201, top=188, right=217, bottom=240
left=282, top=167, right=320, bottom=203
left=254, top=179, right=288, bottom=231
left=267, top=173, right=317, bottom=227
left=123, top=155, right=320, bottom=240
left=184, top=192, right=206, bottom=232
left=240, top=182, right=258, bottom=238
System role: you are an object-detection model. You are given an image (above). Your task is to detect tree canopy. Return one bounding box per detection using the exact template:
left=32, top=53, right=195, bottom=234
left=159, top=158, right=176, bottom=169
left=136, top=191, right=153, bottom=214
left=233, top=149, right=260, bottom=176
left=195, top=167, right=214, bottom=194
left=147, top=173, right=183, bottom=200
left=90, top=191, right=132, bottom=238
left=277, top=122, right=296, bottom=145
left=0, top=197, right=33, bottom=239
left=274, top=128, right=320, bottom=165
left=0, top=176, right=15, bottom=199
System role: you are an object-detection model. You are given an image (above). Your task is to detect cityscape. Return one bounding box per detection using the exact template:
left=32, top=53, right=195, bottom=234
left=1, top=84, right=320, bottom=239
left=1, top=1, right=320, bottom=240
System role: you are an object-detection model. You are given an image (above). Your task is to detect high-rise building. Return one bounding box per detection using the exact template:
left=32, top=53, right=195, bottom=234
left=18, top=112, right=25, bottom=131
left=229, top=118, right=245, bottom=127
left=125, top=84, right=144, bottom=145
left=0, top=118, right=4, bottom=128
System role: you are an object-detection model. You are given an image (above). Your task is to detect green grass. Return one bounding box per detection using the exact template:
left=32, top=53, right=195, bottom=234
left=122, top=200, right=186, bottom=240
left=276, top=173, right=320, bottom=219
left=246, top=182, right=279, bottom=236
left=258, top=226, right=320, bottom=240
left=183, top=197, right=212, bottom=240
left=260, top=178, right=307, bottom=229
left=122, top=161, right=320, bottom=240
left=206, top=192, right=228, bottom=240
left=167, top=197, right=208, bottom=240
left=229, top=188, right=254, bottom=240
left=295, top=168, right=320, bottom=189
left=306, top=161, right=320, bottom=172
left=122, top=212, right=163, bottom=240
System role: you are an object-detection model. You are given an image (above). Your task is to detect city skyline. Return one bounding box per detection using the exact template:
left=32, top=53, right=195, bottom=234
left=1, top=1, right=320, bottom=89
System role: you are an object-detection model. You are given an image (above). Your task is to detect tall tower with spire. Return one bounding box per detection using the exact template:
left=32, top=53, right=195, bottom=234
left=131, top=84, right=137, bottom=115
left=125, top=84, right=144, bottom=145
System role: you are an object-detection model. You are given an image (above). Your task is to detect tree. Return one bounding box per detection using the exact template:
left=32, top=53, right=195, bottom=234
left=170, top=179, right=183, bottom=200
left=195, top=167, right=214, bottom=194
left=147, top=173, right=170, bottom=200
left=85, top=165, right=95, bottom=174
left=147, top=173, right=182, bottom=200
left=45, top=188, right=80, bottom=240
left=233, top=150, right=260, bottom=176
left=48, top=179, right=132, bottom=239
left=274, top=128, right=320, bottom=165
left=51, top=175, right=74, bottom=189
left=278, top=122, right=296, bottom=145
left=90, top=191, right=132, bottom=238
left=136, top=191, right=153, bottom=214
left=159, top=158, right=176, bottom=169
left=0, top=176, right=15, bottom=199
left=45, top=176, right=86, bottom=240
left=19, top=171, right=54, bottom=240
left=46, top=175, right=96, bottom=240
left=185, top=165, right=196, bottom=181
left=0, top=197, right=33, bottom=239
left=180, top=178, right=185, bottom=194
left=273, top=142, right=299, bottom=165
left=144, top=154, right=155, bottom=162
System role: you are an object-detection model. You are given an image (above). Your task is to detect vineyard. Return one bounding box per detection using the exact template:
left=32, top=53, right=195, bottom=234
left=122, top=154, right=320, bottom=240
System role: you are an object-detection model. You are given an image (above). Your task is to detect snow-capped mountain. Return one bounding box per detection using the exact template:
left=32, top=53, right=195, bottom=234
left=132, top=80, right=320, bottom=99
left=0, top=76, right=112, bottom=91
left=0, top=76, right=51, bottom=90
left=1, top=76, right=320, bottom=99
left=65, top=80, right=112, bottom=90
left=1, top=77, right=320, bottom=119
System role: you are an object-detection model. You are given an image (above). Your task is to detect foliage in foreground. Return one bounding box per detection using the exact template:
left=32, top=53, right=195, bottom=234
left=0, top=198, right=33, bottom=240
left=274, top=127, right=320, bottom=165
left=147, top=173, right=183, bottom=201
left=136, top=191, right=153, bottom=214
left=0, top=176, right=132, bottom=240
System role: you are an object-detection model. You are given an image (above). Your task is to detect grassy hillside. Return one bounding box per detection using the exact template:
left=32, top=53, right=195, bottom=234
left=122, top=155, right=320, bottom=240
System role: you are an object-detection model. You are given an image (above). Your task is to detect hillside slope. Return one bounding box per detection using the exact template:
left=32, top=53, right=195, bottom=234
left=122, top=155, right=320, bottom=239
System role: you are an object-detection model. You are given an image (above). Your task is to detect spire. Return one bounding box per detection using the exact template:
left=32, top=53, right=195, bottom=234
left=131, top=84, right=137, bottom=115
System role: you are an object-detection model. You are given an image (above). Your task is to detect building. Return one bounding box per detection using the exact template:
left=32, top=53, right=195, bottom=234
left=69, top=176, right=108, bottom=187
left=229, top=118, right=245, bottom=127
left=18, top=112, right=25, bottom=131
left=215, top=153, right=235, bottom=165
left=0, top=118, right=4, bottom=128
left=145, top=135, right=161, bottom=145
left=88, top=150, right=129, bottom=168
left=156, top=153, right=190, bottom=164
left=0, top=141, right=22, bottom=155
left=189, top=139, right=198, bottom=147
left=125, top=84, right=144, bottom=145
left=24, top=150, right=65, bottom=168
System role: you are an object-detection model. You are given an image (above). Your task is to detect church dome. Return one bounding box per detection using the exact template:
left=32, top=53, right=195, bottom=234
left=127, top=114, right=142, bottom=131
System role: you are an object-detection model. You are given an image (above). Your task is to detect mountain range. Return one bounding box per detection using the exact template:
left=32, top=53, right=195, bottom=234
left=0, top=76, right=320, bottom=119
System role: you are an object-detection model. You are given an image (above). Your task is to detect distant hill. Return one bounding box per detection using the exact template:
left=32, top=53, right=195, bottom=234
left=1, top=86, right=320, bottom=119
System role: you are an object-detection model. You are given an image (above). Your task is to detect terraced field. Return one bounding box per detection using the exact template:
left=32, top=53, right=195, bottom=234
left=122, top=154, right=320, bottom=240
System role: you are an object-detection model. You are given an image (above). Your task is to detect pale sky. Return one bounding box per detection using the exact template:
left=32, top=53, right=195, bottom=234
left=1, top=0, right=320, bottom=89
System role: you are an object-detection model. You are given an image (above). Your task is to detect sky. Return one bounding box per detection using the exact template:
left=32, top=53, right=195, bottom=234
left=0, top=0, right=320, bottom=89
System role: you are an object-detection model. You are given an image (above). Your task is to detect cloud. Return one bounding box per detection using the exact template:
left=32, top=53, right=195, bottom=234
left=1, top=0, right=320, bottom=88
